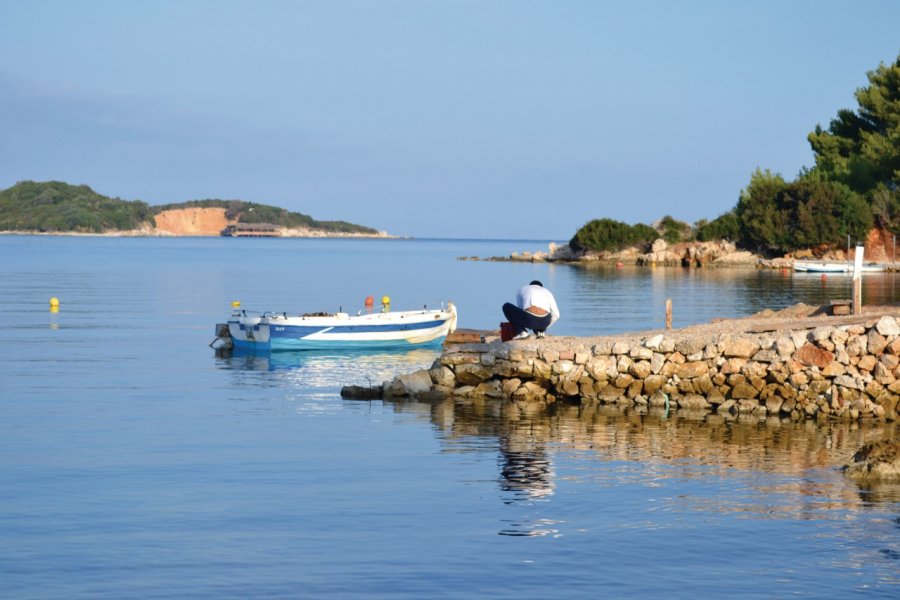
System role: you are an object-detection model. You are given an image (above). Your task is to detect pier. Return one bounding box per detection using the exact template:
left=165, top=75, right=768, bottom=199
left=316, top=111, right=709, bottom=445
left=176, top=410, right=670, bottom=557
left=343, top=305, right=900, bottom=423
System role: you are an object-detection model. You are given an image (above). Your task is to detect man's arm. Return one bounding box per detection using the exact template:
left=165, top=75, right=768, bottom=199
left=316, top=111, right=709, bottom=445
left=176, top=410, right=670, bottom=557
left=547, top=292, right=560, bottom=327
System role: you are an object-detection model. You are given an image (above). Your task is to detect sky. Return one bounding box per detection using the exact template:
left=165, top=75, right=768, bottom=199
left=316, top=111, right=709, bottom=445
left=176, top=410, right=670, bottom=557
left=1, top=1, right=898, bottom=239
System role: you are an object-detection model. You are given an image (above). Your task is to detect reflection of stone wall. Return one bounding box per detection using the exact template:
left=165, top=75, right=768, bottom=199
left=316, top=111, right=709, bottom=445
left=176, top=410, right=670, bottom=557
left=426, top=398, right=897, bottom=474
left=384, top=316, right=900, bottom=422
left=387, top=395, right=900, bottom=504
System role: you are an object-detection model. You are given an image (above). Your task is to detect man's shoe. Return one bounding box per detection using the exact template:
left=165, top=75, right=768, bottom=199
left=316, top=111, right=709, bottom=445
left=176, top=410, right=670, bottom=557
left=535, top=331, right=545, bottom=339
left=512, top=331, right=530, bottom=340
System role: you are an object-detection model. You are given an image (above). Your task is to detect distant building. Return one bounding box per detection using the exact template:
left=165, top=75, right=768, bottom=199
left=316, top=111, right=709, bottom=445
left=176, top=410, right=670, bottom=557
left=220, top=223, right=280, bottom=237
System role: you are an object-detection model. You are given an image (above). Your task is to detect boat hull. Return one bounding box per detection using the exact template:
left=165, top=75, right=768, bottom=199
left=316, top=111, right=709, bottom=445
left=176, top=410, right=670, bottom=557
left=228, top=306, right=457, bottom=351
left=793, top=260, right=886, bottom=273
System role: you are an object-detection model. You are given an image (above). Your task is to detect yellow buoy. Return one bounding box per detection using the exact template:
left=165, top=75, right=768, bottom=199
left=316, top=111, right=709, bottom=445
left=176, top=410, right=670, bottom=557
left=49, top=297, right=59, bottom=307
left=231, top=300, right=241, bottom=308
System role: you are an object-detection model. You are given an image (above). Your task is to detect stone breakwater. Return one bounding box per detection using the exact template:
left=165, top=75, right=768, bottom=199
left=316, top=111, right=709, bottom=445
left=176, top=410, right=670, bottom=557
left=358, top=315, right=900, bottom=422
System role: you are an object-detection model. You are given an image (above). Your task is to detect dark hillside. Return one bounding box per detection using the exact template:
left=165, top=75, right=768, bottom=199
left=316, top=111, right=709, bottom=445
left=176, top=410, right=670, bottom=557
left=0, top=181, right=154, bottom=232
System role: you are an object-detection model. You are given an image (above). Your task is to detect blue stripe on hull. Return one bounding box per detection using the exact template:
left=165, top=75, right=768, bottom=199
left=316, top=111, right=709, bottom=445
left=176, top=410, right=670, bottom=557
left=269, top=319, right=447, bottom=337
left=231, top=334, right=447, bottom=352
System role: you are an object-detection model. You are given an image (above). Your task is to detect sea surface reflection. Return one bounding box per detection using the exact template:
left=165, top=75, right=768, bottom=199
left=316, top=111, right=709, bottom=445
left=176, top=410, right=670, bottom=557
left=375, top=396, right=900, bottom=535
left=4, top=236, right=899, bottom=598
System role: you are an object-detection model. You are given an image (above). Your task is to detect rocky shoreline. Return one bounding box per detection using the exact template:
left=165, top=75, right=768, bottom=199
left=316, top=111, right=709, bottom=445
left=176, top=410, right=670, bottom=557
left=344, top=305, right=900, bottom=426
left=459, top=240, right=762, bottom=267
left=462, top=235, right=898, bottom=270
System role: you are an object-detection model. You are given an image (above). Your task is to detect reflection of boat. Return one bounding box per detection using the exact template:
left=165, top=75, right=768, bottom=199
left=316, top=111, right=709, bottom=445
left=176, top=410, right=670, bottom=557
left=221, top=347, right=442, bottom=393
left=793, top=260, right=886, bottom=273
left=225, top=303, right=457, bottom=351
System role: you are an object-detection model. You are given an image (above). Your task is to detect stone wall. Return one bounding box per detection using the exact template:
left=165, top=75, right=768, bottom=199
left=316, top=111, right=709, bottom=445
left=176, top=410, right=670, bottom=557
left=378, top=316, right=900, bottom=422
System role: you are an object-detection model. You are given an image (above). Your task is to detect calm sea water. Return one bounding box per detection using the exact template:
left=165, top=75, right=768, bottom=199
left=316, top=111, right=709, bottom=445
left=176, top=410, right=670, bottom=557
left=1, top=236, right=898, bottom=599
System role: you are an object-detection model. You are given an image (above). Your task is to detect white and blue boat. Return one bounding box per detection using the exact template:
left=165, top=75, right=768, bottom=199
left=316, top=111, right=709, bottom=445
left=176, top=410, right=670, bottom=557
left=225, top=302, right=457, bottom=351
left=793, top=260, right=886, bottom=273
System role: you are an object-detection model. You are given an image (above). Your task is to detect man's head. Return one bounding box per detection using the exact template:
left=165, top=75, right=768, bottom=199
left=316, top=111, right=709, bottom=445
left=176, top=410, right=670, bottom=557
left=529, top=280, right=543, bottom=287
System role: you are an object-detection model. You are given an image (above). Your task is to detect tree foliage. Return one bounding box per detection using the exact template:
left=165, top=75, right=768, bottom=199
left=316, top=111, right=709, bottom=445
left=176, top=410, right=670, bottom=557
left=695, top=211, right=739, bottom=242
left=808, top=54, right=900, bottom=196
left=655, top=215, right=693, bottom=244
left=569, top=218, right=658, bottom=252
left=0, top=181, right=155, bottom=232
left=734, top=169, right=871, bottom=253
left=734, top=169, right=789, bottom=251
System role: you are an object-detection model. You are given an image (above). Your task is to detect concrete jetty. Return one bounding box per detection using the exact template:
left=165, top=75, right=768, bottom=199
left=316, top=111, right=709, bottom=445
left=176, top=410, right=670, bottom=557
left=342, top=305, right=900, bottom=423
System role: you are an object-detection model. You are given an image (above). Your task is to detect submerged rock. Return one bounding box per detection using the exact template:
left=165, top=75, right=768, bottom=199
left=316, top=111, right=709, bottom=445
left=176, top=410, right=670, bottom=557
left=843, top=439, right=900, bottom=482
left=341, top=385, right=383, bottom=400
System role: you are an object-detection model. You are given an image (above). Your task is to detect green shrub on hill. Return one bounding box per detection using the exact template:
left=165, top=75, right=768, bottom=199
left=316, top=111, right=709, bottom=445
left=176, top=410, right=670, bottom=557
left=735, top=169, right=872, bottom=253
left=0, top=181, right=154, bottom=232
left=695, top=211, right=740, bottom=242
left=655, top=215, right=693, bottom=244
left=569, top=218, right=658, bottom=252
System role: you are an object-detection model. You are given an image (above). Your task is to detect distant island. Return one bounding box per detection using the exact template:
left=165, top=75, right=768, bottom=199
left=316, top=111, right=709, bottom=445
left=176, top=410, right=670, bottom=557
left=0, top=180, right=387, bottom=238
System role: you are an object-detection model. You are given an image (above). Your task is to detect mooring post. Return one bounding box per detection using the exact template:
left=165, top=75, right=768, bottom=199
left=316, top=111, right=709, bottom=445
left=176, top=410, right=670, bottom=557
left=665, top=298, right=672, bottom=329
left=852, top=245, right=863, bottom=316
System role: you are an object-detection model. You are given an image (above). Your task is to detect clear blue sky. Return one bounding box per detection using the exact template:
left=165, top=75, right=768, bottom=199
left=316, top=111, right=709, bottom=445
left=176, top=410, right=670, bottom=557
left=1, top=1, right=898, bottom=239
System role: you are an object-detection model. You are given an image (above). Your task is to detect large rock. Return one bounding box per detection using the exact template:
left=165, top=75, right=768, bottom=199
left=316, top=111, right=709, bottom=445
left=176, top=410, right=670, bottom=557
left=512, top=381, right=548, bottom=400
left=675, top=338, right=706, bottom=356
left=612, top=341, right=630, bottom=355
left=384, top=370, right=434, bottom=396
left=720, top=336, right=759, bottom=358
left=775, top=336, right=796, bottom=358
left=676, top=361, right=708, bottom=379
left=474, top=380, right=503, bottom=398
left=875, top=316, right=900, bottom=337
left=629, top=360, right=653, bottom=380
left=868, top=329, right=888, bottom=355
left=843, top=439, right=900, bottom=482
left=875, top=391, right=899, bottom=420
left=644, top=334, right=664, bottom=350
left=678, top=394, right=710, bottom=410
left=642, top=374, right=666, bottom=395
left=793, top=343, right=834, bottom=369
left=731, top=382, right=759, bottom=399
left=430, top=365, right=456, bottom=388
left=857, top=355, right=877, bottom=372
left=822, top=362, right=845, bottom=377
left=441, top=352, right=481, bottom=366
left=455, top=363, right=493, bottom=386
left=587, top=356, right=616, bottom=380
left=811, top=327, right=835, bottom=343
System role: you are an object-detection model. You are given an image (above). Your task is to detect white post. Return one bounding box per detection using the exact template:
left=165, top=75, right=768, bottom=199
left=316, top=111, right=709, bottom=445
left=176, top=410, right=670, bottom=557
left=852, top=245, right=864, bottom=315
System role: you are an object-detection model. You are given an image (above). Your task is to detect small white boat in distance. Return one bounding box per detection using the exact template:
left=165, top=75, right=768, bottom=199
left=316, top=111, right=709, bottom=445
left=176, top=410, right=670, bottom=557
left=227, top=302, right=457, bottom=351
left=793, top=260, right=886, bottom=273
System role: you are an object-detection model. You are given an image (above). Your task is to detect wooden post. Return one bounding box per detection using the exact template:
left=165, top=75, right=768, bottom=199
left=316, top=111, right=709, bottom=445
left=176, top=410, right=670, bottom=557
left=665, top=298, right=672, bottom=329
left=852, top=245, right=863, bottom=316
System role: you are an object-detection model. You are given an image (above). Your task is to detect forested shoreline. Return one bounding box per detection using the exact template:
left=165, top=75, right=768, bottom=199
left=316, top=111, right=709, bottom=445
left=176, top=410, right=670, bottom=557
left=0, top=181, right=378, bottom=235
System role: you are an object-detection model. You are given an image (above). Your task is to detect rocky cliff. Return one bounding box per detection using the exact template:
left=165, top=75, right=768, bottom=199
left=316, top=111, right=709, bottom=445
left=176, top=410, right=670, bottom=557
left=153, top=207, right=229, bottom=235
